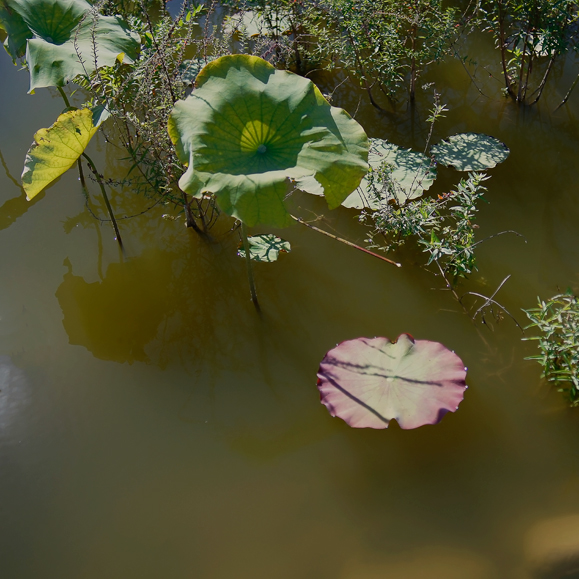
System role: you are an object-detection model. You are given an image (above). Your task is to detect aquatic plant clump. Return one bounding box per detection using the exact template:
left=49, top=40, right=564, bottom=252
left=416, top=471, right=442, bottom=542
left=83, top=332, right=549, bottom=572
left=524, top=293, right=579, bottom=406
left=317, top=334, right=467, bottom=429
left=168, top=54, right=369, bottom=228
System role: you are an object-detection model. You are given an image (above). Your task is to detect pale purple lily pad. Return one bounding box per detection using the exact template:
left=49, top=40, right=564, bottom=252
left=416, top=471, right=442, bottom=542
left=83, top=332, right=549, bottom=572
left=317, top=334, right=467, bottom=429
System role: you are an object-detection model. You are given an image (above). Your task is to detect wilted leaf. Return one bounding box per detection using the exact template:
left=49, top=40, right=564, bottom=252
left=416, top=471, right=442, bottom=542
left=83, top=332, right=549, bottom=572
left=168, top=54, right=368, bottom=227
left=431, top=133, right=509, bottom=172
left=342, top=138, right=436, bottom=209
left=317, top=334, right=467, bottom=429
left=21, top=107, right=99, bottom=199
left=238, top=233, right=291, bottom=262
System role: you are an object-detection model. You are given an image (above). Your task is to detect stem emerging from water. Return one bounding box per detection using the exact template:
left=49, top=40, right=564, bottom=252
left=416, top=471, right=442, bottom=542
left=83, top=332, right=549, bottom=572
left=241, top=222, right=260, bottom=311
left=290, top=215, right=401, bottom=267
left=82, top=153, right=123, bottom=248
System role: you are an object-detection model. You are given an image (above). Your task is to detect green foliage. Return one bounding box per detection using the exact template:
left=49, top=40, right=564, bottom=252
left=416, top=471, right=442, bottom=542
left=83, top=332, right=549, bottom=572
left=365, top=172, right=490, bottom=280
left=523, top=293, right=579, bottom=406
left=168, top=54, right=369, bottom=227
left=306, top=0, right=459, bottom=105
left=0, top=0, right=140, bottom=91
left=479, top=0, right=579, bottom=104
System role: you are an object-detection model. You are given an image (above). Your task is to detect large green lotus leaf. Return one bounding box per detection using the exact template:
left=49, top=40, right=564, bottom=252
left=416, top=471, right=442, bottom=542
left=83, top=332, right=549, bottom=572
left=0, top=0, right=139, bottom=91
left=343, top=138, right=436, bottom=209
left=21, top=107, right=99, bottom=199
left=168, top=54, right=369, bottom=228
left=317, top=334, right=467, bottom=429
left=27, top=14, right=140, bottom=91
left=431, top=133, right=510, bottom=172
left=237, top=233, right=291, bottom=262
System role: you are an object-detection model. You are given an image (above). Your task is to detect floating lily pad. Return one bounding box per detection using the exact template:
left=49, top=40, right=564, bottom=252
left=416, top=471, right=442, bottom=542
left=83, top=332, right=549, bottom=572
left=168, top=54, right=369, bottom=228
left=431, top=133, right=509, bottom=172
left=21, top=107, right=102, bottom=199
left=342, top=138, right=436, bottom=209
left=238, top=234, right=291, bottom=262
left=0, top=0, right=140, bottom=91
left=317, top=334, right=467, bottom=429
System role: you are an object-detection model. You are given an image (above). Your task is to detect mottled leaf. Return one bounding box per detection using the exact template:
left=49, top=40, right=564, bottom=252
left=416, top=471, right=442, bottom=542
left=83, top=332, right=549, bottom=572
left=237, top=233, right=291, bottom=262
left=343, top=138, right=436, bottom=209
left=431, top=133, right=509, bottom=172
left=317, top=334, right=467, bottom=429
left=21, top=107, right=99, bottom=199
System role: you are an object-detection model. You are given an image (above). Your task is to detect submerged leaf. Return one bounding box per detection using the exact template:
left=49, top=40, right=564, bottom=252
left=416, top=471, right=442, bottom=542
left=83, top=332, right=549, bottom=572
left=237, top=234, right=291, bottom=262
left=317, top=334, right=467, bottom=429
left=431, top=133, right=509, bottom=171
left=21, top=107, right=99, bottom=199
left=342, top=138, right=436, bottom=209
left=168, top=54, right=369, bottom=227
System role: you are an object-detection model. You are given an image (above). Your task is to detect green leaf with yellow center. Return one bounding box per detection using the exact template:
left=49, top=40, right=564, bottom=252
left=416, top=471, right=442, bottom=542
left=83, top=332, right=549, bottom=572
left=168, top=54, right=369, bottom=228
left=21, top=107, right=99, bottom=200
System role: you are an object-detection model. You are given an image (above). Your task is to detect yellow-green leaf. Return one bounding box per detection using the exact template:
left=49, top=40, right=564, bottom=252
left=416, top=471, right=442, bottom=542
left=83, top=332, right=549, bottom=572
left=21, top=108, right=98, bottom=200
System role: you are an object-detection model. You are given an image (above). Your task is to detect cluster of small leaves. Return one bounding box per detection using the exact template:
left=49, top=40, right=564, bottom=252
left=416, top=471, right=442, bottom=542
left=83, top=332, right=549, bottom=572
left=523, top=293, right=579, bottom=405
left=479, top=0, right=579, bottom=103
left=365, top=171, right=489, bottom=280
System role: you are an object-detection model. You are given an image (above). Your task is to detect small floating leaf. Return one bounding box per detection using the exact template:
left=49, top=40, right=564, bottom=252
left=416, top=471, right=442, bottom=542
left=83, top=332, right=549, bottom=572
left=342, top=138, right=436, bottom=209
left=431, top=133, right=509, bottom=172
left=237, top=233, right=291, bottom=262
left=317, top=334, right=467, bottom=429
left=21, top=108, right=99, bottom=200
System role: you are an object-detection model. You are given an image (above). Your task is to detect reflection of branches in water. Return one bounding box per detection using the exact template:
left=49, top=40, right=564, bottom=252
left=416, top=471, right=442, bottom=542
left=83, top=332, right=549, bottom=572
left=460, top=275, right=523, bottom=332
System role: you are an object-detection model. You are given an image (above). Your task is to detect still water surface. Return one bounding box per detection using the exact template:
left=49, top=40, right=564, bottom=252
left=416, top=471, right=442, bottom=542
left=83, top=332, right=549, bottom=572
left=1, top=29, right=579, bottom=579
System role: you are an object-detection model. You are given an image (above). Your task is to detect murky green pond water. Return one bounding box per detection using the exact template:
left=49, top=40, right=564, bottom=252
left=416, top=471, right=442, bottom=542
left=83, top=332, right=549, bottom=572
left=1, top=25, right=579, bottom=579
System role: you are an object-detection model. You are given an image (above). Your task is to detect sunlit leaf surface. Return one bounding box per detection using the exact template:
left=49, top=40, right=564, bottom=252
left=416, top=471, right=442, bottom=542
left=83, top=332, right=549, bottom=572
left=21, top=108, right=98, bottom=199
left=317, top=334, right=467, bottom=429
left=168, top=54, right=369, bottom=227
left=238, top=233, right=291, bottom=262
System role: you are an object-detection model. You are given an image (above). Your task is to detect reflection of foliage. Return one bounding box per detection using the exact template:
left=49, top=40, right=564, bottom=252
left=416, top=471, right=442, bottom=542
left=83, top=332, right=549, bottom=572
left=524, top=293, right=579, bottom=406
left=365, top=172, right=490, bottom=281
